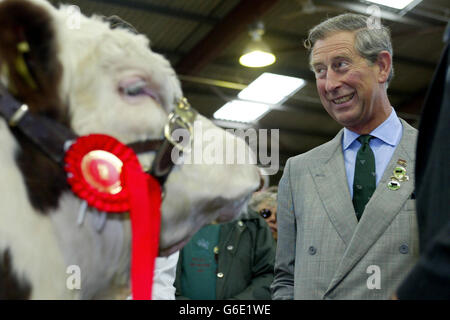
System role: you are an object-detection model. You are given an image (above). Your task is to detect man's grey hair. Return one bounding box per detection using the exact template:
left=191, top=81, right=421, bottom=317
left=304, top=13, right=394, bottom=86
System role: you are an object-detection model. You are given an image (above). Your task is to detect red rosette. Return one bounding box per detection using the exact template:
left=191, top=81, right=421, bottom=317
left=64, top=133, right=162, bottom=299
left=64, top=134, right=141, bottom=212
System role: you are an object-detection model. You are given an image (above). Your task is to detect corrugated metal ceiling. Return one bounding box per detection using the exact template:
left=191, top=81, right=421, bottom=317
left=47, top=0, right=449, bottom=180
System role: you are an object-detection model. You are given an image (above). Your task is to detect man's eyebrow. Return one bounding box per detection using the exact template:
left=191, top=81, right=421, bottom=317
left=311, top=61, right=325, bottom=69
left=333, top=54, right=352, bottom=61
left=310, top=54, right=353, bottom=69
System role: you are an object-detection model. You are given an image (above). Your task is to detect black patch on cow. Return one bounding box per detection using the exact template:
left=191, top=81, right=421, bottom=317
left=13, top=127, right=70, bottom=213
left=0, top=248, right=32, bottom=299
left=0, top=0, right=71, bottom=213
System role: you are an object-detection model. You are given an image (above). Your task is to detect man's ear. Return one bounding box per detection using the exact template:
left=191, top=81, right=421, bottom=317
left=375, top=50, right=392, bottom=85
left=0, top=0, right=63, bottom=119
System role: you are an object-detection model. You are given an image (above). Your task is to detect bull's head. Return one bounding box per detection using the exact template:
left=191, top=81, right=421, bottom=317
left=0, top=0, right=260, bottom=260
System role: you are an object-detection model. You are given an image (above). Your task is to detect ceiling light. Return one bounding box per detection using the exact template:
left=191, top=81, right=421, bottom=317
left=239, top=21, right=276, bottom=68
left=238, top=73, right=306, bottom=104
left=213, top=100, right=270, bottom=123
left=239, top=50, right=276, bottom=68
left=364, top=0, right=421, bottom=10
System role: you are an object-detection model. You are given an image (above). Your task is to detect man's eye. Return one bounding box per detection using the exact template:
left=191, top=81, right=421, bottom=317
left=315, top=67, right=326, bottom=75
left=336, top=61, right=349, bottom=69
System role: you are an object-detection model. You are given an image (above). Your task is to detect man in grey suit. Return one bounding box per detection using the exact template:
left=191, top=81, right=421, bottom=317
left=271, top=13, right=419, bottom=300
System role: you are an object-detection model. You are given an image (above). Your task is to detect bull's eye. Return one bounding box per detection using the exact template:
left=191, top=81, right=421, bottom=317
left=120, top=80, right=147, bottom=97
left=119, top=77, right=160, bottom=103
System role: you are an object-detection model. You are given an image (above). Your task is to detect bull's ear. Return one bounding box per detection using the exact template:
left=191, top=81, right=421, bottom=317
left=0, top=0, right=63, bottom=119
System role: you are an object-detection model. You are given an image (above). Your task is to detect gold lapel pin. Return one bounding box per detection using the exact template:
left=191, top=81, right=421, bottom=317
left=393, top=159, right=409, bottom=182
left=388, top=177, right=401, bottom=191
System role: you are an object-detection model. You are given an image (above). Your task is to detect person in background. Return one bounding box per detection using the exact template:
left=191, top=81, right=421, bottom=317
left=125, top=251, right=179, bottom=300
left=248, top=186, right=278, bottom=241
left=151, top=251, right=179, bottom=300
left=174, top=208, right=275, bottom=300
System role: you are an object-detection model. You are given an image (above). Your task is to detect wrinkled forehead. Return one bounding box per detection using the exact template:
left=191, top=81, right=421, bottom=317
left=310, top=31, right=358, bottom=66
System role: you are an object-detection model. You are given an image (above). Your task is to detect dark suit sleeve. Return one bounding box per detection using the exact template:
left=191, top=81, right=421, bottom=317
left=397, top=34, right=450, bottom=300
left=397, top=222, right=450, bottom=299
left=271, top=158, right=296, bottom=300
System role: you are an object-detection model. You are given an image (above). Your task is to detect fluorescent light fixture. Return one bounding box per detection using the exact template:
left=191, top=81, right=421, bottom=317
left=365, top=0, right=419, bottom=10
left=238, top=73, right=306, bottom=104
left=213, top=100, right=270, bottom=123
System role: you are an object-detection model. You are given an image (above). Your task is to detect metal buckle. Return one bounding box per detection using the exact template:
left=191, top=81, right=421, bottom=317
left=9, top=104, right=29, bottom=127
left=164, top=97, right=197, bottom=152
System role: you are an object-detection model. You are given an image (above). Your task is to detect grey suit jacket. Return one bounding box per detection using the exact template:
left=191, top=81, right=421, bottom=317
left=272, top=119, right=419, bottom=300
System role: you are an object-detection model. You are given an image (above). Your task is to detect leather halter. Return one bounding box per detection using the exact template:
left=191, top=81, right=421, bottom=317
left=0, top=82, right=196, bottom=187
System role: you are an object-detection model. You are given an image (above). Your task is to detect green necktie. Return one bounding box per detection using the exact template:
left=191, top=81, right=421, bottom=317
left=352, top=135, right=376, bottom=221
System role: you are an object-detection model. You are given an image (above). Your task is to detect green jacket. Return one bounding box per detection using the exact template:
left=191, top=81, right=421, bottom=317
left=175, top=210, right=276, bottom=300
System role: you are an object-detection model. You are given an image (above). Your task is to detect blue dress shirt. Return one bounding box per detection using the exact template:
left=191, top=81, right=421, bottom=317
left=342, top=107, right=403, bottom=198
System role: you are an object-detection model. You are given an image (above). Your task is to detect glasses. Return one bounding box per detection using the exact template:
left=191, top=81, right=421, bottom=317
left=259, top=208, right=272, bottom=219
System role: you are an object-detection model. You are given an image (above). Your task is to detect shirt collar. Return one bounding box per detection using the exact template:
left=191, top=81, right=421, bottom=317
left=342, top=107, right=402, bottom=150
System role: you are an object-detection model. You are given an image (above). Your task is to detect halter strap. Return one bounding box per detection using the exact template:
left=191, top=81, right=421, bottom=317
left=0, top=82, right=179, bottom=185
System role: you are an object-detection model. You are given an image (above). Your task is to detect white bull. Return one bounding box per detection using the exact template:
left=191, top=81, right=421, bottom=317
left=0, top=0, right=260, bottom=299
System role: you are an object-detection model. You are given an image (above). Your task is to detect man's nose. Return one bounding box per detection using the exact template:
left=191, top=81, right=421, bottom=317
left=325, top=70, right=341, bottom=93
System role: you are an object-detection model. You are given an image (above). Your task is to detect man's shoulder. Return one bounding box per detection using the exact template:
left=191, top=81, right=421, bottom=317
left=398, top=118, right=419, bottom=160
left=400, top=118, right=418, bottom=137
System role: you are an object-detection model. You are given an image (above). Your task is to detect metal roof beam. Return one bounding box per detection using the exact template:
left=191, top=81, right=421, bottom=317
left=314, top=0, right=440, bottom=27
left=90, top=0, right=217, bottom=24
left=175, top=0, right=281, bottom=75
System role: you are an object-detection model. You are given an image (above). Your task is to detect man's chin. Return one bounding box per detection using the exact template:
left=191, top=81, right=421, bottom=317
left=332, top=107, right=363, bottom=128
left=334, top=115, right=359, bottom=128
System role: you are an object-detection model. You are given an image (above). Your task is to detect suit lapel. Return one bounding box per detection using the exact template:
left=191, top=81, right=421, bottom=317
left=310, top=130, right=358, bottom=247
left=325, top=120, right=417, bottom=294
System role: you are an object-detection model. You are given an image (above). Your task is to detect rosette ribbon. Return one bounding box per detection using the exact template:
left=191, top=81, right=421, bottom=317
left=64, top=134, right=161, bottom=300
